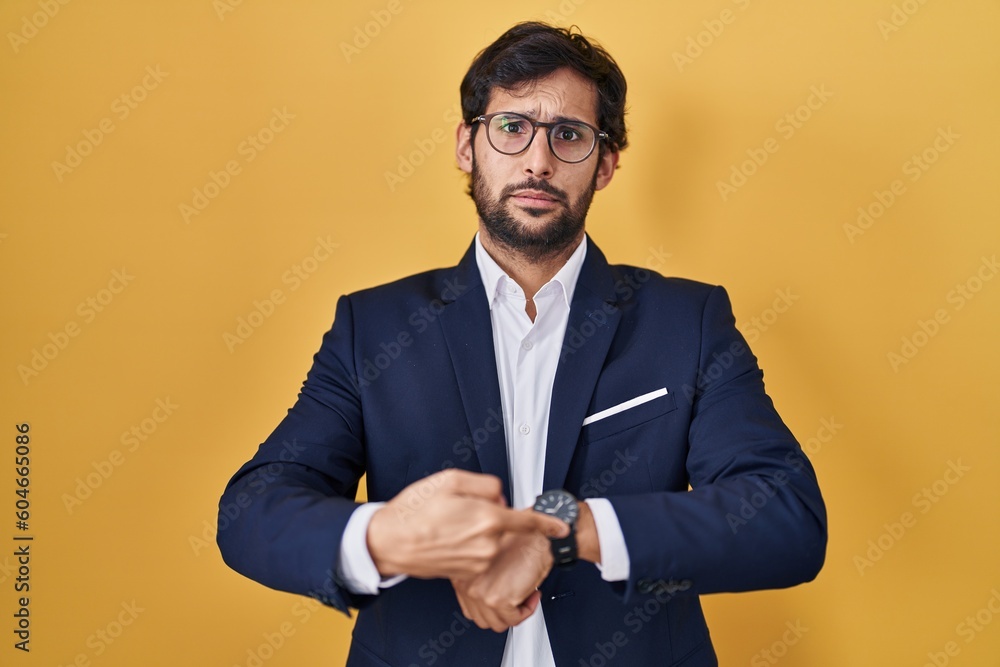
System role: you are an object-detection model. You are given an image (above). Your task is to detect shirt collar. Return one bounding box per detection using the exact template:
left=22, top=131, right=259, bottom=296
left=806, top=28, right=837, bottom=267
left=474, top=231, right=587, bottom=311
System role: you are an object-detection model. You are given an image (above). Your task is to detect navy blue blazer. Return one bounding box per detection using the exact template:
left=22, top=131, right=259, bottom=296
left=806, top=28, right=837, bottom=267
left=217, top=236, right=826, bottom=667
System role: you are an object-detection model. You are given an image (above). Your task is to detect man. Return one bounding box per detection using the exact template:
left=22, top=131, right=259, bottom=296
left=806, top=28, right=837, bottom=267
left=217, top=22, right=826, bottom=667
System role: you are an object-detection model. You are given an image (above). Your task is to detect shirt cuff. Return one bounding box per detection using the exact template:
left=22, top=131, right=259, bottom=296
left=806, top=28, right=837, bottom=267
left=584, top=498, right=630, bottom=582
left=336, top=502, right=408, bottom=595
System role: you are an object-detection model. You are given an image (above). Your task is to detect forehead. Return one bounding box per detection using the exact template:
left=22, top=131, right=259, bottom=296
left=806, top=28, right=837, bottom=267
left=485, top=67, right=599, bottom=123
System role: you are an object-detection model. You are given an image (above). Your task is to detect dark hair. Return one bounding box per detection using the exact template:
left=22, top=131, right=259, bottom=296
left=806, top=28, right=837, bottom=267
left=460, top=22, right=628, bottom=153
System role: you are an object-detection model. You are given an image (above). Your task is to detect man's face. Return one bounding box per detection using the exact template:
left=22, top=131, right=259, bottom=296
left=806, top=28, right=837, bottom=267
left=456, top=67, right=618, bottom=261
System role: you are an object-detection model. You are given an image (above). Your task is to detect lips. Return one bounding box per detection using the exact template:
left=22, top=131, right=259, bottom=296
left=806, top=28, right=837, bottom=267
left=509, top=190, right=562, bottom=205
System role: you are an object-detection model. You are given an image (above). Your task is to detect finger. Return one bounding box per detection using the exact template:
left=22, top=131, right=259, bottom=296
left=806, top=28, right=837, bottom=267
left=453, top=588, right=491, bottom=630
left=455, top=596, right=472, bottom=621
left=464, top=606, right=490, bottom=631
left=436, top=469, right=505, bottom=504
left=470, top=602, right=506, bottom=633
left=469, top=589, right=540, bottom=632
left=493, top=590, right=539, bottom=631
left=451, top=580, right=473, bottom=620
left=488, top=612, right=512, bottom=633
left=520, top=589, right=542, bottom=618
left=501, top=508, right=570, bottom=537
left=461, top=584, right=516, bottom=633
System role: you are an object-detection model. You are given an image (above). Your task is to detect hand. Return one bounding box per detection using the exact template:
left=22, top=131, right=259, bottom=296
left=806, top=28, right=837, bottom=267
left=366, top=469, right=568, bottom=579
left=451, top=521, right=555, bottom=632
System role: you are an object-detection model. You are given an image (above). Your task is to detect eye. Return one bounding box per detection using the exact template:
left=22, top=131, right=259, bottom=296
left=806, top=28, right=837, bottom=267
left=553, top=124, right=584, bottom=142
left=496, top=116, right=528, bottom=134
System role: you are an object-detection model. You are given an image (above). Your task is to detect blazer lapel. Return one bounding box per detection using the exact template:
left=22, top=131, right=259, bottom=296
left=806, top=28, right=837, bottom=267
left=436, top=236, right=623, bottom=499
left=436, top=241, right=513, bottom=503
left=543, top=237, right=622, bottom=492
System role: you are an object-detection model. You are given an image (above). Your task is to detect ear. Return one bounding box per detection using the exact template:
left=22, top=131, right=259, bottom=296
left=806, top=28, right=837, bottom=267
left=594, top=148, right=619, bottom=191
left=455, top=121, right=473, bottom=174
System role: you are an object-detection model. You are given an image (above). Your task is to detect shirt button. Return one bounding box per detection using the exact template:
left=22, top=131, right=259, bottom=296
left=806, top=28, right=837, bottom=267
left=519, top=424, right=530, bottom=435
left=522, top=340, right=533, bottom=350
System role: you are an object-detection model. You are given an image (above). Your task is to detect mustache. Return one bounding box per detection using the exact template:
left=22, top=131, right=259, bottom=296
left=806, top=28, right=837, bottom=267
left=501, top=179, right=567, bottom=203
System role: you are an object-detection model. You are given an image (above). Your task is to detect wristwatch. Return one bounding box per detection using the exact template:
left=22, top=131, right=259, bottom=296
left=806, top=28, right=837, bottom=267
left=533, top=489, right=579, bottom=567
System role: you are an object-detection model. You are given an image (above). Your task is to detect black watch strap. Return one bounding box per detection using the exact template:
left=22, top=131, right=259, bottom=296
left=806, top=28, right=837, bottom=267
left=551, top=524, right=577, bottom=567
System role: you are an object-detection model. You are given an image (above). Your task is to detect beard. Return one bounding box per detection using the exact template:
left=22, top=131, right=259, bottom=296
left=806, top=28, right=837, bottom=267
left=471, top=154, right=599, bottom=263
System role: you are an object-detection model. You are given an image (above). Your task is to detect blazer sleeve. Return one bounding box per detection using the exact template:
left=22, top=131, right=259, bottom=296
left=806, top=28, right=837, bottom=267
left=216, top=294, right=374, bottom=615
left=607, top=285, right=827, bottom=603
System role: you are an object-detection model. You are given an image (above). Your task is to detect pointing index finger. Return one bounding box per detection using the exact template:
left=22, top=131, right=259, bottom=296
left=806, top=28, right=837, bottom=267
left=503, top=507, right=570, bottom=538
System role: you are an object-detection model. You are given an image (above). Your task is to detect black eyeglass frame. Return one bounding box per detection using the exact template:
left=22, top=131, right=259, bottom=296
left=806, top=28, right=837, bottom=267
left=472, top=112, right=609, bottom=164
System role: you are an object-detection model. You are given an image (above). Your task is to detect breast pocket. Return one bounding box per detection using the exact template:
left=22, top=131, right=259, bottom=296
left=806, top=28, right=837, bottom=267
left=581, top=387, right=677, bottom=443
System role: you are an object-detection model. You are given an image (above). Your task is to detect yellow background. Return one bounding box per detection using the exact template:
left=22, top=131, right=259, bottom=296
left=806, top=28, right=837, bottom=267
left=2, top=0, right=998, bottom=664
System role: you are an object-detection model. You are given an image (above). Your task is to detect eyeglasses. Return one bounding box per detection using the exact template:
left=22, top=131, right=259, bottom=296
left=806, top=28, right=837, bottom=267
left=473, top=112, right=608, bottom=164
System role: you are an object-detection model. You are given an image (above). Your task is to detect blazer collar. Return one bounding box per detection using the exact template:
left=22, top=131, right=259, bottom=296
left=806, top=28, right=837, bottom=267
left=443, top=232, right=619, bottom=306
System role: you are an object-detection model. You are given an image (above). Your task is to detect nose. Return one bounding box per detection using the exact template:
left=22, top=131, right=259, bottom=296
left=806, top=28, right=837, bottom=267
left=522, top=127, right=555, bottom=179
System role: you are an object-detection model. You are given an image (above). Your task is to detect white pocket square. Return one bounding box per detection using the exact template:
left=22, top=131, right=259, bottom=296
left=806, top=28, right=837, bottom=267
left=582, top=387, right=668, bottom=426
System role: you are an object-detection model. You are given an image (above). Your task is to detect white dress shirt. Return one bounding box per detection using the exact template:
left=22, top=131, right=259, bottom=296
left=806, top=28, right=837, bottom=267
left=336, top=233, right=631, bottom=666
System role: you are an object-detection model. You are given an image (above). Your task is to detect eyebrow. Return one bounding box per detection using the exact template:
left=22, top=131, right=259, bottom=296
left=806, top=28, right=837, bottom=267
left=497, top=109, right=589, bottom=125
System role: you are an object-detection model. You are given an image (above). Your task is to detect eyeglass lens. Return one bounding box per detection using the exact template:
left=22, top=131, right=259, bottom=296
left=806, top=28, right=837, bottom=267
left=487, top=114, right=596, bottom=162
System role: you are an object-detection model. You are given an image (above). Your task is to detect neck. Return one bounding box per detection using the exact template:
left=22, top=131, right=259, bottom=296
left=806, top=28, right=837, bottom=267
left=478, top=225, right=584, bottom=299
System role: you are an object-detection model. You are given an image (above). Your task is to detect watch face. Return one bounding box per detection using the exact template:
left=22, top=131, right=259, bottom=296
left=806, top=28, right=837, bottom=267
left=534, top=490, right=579, bottom=524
